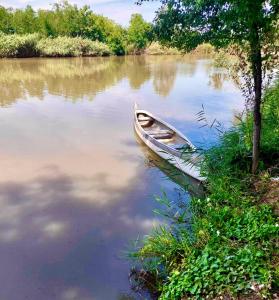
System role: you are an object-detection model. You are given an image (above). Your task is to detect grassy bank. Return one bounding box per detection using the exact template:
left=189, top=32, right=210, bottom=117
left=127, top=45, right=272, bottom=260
left=0, top=33, right=111, bottom=58
left=129, top=81, right=279, bottom=299
left=0, top=33, right=217, bottom=58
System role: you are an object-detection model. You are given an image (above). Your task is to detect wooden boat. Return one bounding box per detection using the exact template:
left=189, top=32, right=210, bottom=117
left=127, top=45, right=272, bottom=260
left=134, top=104, right=205, bottom=182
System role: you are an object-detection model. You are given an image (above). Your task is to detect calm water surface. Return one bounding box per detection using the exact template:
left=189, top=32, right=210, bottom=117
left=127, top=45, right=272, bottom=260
left=0, top=56, right=243, bottom=300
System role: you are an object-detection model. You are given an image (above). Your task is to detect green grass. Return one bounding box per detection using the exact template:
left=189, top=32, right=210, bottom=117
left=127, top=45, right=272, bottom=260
left=129, top=80, right=279, bottom=299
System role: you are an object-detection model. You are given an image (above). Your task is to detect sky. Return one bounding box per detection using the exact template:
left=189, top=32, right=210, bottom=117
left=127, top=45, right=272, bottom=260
left=0, top=0, right=161, bottom=26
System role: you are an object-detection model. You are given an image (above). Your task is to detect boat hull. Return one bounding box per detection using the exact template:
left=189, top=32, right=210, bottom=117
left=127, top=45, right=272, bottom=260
left=134, top=110, right=205, bottom=182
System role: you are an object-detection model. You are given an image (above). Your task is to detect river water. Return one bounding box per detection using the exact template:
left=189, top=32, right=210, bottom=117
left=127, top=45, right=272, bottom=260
left=0, top=55, right=242, bottom=300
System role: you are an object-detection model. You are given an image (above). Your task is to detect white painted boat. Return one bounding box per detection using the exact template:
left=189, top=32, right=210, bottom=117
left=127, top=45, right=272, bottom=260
left=134, top=104, right=205, bottom=182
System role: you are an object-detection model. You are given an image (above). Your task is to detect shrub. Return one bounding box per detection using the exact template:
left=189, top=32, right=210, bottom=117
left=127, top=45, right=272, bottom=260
left=36, top=36, right=111, bottom=57
left=145, top=42, right=181, bottom=55
left=0, top=33, right=39, bottom=57
left=193, top=43, right=215, bottom=55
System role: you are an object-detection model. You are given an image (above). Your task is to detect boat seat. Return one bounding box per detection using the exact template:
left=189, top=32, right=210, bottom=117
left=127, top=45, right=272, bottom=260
left=150, top=130, right=174, bottom=139
left=138, top=115, right=154, bottom=128
left=139, top=119, right=154, bottom=128
left=175, top=143, right=191, bottom=151
left=138, top=115, right=152, bottom=122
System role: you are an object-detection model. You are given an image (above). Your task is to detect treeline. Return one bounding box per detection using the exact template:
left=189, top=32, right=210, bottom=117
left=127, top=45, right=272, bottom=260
left=0, top=1, right=152, bottom=56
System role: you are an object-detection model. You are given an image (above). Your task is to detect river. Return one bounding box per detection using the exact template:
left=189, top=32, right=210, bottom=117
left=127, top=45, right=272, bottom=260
left=0, top=55, right=242, bottom=300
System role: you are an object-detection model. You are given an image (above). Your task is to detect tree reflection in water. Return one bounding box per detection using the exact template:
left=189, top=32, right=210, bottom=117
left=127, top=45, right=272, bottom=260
left=0, top=55, right=230, bottom=107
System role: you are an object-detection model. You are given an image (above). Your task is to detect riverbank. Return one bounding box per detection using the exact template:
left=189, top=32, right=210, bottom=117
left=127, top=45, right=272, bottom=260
left=129, top=80, right=279, bottom=299
left=0, top=33, right=112, bottom=58
left=0, top=33, right=215, bottom=58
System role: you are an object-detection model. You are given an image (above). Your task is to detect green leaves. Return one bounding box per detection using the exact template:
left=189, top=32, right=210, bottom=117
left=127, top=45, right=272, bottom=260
left=141, top=0, right=279, bottom=61
left=127, top=14, right=153, bottom=53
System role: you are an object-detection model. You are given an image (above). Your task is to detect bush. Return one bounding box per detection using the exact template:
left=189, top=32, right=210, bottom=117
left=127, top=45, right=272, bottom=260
left=0, top=33, right=112, bottom=58
left=145, top=42, right=181, bottom=55
left=0, top=33, right=39, bottom=57
left=36, top=36, right=111, bottom=57
left=193, top=43, right=215, bottom=55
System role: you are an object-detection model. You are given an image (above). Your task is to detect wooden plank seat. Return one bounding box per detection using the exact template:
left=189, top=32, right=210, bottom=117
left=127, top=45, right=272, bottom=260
left=174, top=143, right=192, bottom=151
left=150, top=130, right=174, bottom=139
left=138, top=115, right=153, bottom=122
left=138, top=115, right=154, bottom=128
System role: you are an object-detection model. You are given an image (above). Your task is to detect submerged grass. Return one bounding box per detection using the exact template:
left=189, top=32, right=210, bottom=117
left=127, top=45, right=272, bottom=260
left=129, top=80, right=279, bottom=299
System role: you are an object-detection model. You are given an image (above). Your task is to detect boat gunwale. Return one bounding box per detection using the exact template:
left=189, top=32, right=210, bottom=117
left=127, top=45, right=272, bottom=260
left=134, top=108, right=197, bottom=158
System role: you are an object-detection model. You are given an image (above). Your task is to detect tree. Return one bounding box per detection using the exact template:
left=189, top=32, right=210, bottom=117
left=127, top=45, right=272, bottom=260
left=12, top=5, right=38, bottom=34
left=141, top=0, right=279, bottom=173
left=0, top=6, right=13, bottom=33
left=127, top=14, right=152, bottom=53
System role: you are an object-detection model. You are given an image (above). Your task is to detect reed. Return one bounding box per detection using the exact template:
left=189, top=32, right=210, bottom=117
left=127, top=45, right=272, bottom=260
left=0, top=33, right=112, bottom=58
left=0, top=33, right=39, bottom=58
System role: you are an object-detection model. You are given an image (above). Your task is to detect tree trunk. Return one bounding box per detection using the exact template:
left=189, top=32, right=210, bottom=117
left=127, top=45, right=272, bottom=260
left=250, top=34, right=262, bottom=174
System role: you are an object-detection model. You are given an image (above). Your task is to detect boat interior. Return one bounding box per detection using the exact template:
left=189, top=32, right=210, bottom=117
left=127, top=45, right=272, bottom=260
left=137, top=112, right=192, bottom=151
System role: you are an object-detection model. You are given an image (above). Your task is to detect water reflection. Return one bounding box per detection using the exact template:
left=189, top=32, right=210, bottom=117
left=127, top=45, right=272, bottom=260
left=208, top=71, right=230, bottom=90
left=151, top=57, right=178, bottom=97
left=0, top=55, right=243, bottom=300
left=134, top=133, right=204, bottom=199
left=0, top=55, right=232, bottom=107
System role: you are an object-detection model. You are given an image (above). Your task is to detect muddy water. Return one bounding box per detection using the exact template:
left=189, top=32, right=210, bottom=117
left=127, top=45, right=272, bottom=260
left=0, top=56, right=242, bottom=300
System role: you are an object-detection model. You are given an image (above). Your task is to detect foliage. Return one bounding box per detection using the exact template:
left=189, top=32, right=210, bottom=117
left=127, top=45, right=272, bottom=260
left=0, top=33, right=111, bottom=57
left=129, top=81, right=279, bottom=299
left=145, top=42, right=181, bottom=55
left=139, top=0, right=279, bottom=173
left=0, top=2, right=155, bottom=56
left=192, top=44, right=215, bottom=56
left=0, top=33, right=39, bottom=57
left=142, top=0, right=278, bottom=52
left=257, top=80, right=279, bottom=162
left=37, top=36, right=111, bottom=57
left=106, top=26, right=126, bottom=55
left=127, top=14, right=152, bottom=54
left=213, top=49, right=236, bottom=69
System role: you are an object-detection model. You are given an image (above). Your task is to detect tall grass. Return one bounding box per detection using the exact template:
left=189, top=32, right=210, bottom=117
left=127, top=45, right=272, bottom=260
left=145, top=42, right=181, bottom=55
left=0, top=33, right=111, bottom=58
left=0, top=33, right=39, bottom=58
left=129, top=80, right=279, bottom=299
left=37, top=36, right=111, bottom=57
